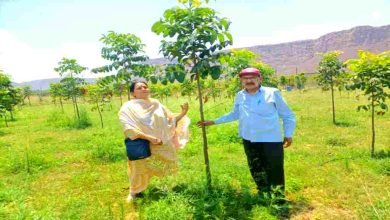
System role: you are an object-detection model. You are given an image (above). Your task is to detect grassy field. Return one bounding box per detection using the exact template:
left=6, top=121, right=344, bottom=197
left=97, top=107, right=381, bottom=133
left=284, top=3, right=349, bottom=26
left=0, top=88, right=389, bottom=219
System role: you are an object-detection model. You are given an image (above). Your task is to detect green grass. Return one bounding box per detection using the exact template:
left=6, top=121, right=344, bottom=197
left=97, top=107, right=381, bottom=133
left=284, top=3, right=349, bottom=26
left=0, top=88, right=389, bottom=219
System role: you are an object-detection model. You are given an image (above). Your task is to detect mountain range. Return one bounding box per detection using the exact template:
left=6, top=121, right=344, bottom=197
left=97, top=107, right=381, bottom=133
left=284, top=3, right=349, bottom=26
left=13, top=25, right=389, bottom=90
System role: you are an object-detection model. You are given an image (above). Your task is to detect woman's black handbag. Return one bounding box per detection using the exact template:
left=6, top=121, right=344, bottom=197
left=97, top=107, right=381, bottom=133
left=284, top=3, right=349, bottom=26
left=124, top=138, right=151, bottom=161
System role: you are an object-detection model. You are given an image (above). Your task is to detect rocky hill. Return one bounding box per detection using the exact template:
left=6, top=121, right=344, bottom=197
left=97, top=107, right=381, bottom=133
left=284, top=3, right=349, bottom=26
left=244, top=25, right=390, bottom=74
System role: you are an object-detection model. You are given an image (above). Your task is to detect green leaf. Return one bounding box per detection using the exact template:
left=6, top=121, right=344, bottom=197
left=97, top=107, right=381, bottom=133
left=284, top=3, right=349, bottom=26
left=210, top=66, right=221, bottom=80
left=167, top=72, right=175, bottom=83
left=224, top=32, right=233, bottom=42
left=217, top=33, right=224, bottom=43
left=209, top=31, right=217, bottom=44
left=380, top=102, right=388, bottom=110
left=151, top=21, right=164, bottom=34
left=220, top=18, right=230, bottom=30
left=150, top=75, right=158, bottom=84
left=161, top=78, right=168, bottom=85
left=174, top=71, right=186, bottom=83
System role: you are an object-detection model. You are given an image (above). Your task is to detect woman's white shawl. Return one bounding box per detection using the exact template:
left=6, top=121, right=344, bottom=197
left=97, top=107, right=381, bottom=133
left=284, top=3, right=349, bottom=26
left=118, top=98, right=190, bottom=149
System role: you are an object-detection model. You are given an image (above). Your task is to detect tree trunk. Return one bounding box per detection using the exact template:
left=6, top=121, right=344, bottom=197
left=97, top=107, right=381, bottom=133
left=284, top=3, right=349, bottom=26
left=119, top=93, right=123, bottom=106
left=330, top=79, right=336, bottom=124
left=60, top=98, right=64, bottom=113
left=74, top=96, right=80, bottom=120
left=371, top=93, right=375, bottom=157
left=97, top=102, right=104, bottom=128
left=72, top=98, right=77, bottom=119
left=10, top=110, right=14, bottom=121
left=39, top=92, right=43, bottom=103
left=28, top=96, right=31, bottom=106
left=4, top=115, right=8, bottom=127
left=196, top=73, right=212, bottom=189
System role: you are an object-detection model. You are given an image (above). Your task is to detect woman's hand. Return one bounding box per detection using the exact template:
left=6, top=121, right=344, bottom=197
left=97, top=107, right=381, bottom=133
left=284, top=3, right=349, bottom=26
left=180, top=102, right=189, bottom=115
left=175, top=102, right=189, bottom=124
left=149, top=137, right=163, bottom=145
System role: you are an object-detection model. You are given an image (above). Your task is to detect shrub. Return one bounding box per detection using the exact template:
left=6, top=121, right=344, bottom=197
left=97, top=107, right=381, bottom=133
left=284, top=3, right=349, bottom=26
left=72, top=108, right=92, bottom=129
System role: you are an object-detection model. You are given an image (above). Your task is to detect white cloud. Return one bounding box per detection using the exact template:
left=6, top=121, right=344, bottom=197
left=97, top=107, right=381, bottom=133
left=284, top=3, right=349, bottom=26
left=370, top=10, right=384, bottom=21
left=137, top=30, right=163, bottom=59
left=0, top=29, right=54, bottom=83
left=0, top=29, right=110, bottom=82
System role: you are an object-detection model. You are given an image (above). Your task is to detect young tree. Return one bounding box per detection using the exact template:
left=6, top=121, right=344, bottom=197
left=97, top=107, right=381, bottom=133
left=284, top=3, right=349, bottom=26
left=6, top=87, right=22, bottom=120
left=180, top=79, right=197, bottom=101
left=54, top=58, right=87, bottom=121
left=111, top=76, right=126, bottom=105
left=317, top=51, right=345, bottom=124
left=92, top=31, right=152, bottom=100
left=86, top=83, right=111, bottom=128
left=336, top=71, right=352, bottom=97
left=150, top=83, right=172, bottom=103
left=346, top=50, right=390, bottom=157
left=0, top=72, right=22, bottom=124
left=152, top=0, right=233, bottom=188
left=49, top=83, right=65, bottom=112
left=0, top=70, right=9, bottom=126
left=220, top=49, right=257, bottom=78
left=0, top=104, right=6, bottom=127
left=225, top=77, right=241, bottom=99
left=287, top=75, right=295, bottom=88
left=205, top=76, right=222, bottom=102
left=295, top=73, right=308, bottom=90
left=170, top=82, right=181, bottom=99
left=279, top=75, right=288, bottom=89
left=22, top=85, right=33, bottom=106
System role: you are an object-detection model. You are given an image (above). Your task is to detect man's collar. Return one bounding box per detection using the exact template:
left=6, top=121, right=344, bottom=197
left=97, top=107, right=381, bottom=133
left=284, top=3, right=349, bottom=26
left=243, top=86, right=262, bottom=95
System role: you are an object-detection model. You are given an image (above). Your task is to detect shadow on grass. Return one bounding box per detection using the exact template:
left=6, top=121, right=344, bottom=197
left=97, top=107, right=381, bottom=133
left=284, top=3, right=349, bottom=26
left=373, top=150, right=390, bottom=159
left=0, top=130, right=6, bottom=137
left=288, top=199, right=314, bottom=218
left=335, top=121, right=357, bottom=127
left=134, top=183, right=310, bottom=219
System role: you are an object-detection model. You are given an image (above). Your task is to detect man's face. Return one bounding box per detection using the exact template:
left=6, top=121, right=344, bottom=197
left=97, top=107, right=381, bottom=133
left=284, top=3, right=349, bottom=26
left=240, top=75, right=262, bottom=91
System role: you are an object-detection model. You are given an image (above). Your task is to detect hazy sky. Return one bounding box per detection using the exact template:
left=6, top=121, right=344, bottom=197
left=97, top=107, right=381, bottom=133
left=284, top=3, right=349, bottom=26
left=0, top=0, right=389, bottom=82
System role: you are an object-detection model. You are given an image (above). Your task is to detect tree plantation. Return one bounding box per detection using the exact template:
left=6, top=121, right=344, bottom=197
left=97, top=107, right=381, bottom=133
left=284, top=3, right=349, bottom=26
left=0, top=0, right=389, bottom=219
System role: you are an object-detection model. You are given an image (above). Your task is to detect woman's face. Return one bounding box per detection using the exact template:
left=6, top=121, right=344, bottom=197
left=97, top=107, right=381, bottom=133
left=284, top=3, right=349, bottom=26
left=133, top=82, right=150, bottom=99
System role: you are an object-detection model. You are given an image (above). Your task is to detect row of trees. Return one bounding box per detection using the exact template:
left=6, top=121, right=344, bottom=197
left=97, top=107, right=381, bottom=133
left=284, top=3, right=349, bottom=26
left=317, top=50, right=389, bottom=157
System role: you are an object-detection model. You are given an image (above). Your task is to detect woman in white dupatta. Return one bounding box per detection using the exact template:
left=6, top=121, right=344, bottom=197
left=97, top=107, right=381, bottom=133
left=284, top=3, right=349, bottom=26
left=118, top=80, right=190, bottom=202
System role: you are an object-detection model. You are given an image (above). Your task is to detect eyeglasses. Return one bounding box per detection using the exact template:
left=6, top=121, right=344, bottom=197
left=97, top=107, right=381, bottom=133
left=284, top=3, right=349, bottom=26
left=240, top=77, right=258, bottom=81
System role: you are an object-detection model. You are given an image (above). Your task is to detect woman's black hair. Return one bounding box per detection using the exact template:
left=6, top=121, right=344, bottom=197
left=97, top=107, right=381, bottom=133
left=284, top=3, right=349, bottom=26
left=129, top=79, right=148, bottom=93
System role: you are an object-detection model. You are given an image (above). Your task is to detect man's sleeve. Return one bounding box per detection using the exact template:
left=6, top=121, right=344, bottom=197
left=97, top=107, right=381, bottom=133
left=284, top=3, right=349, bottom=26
left=214, top=94, right=240, bottom=124
left=274, top=90, right=296, bottom=137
